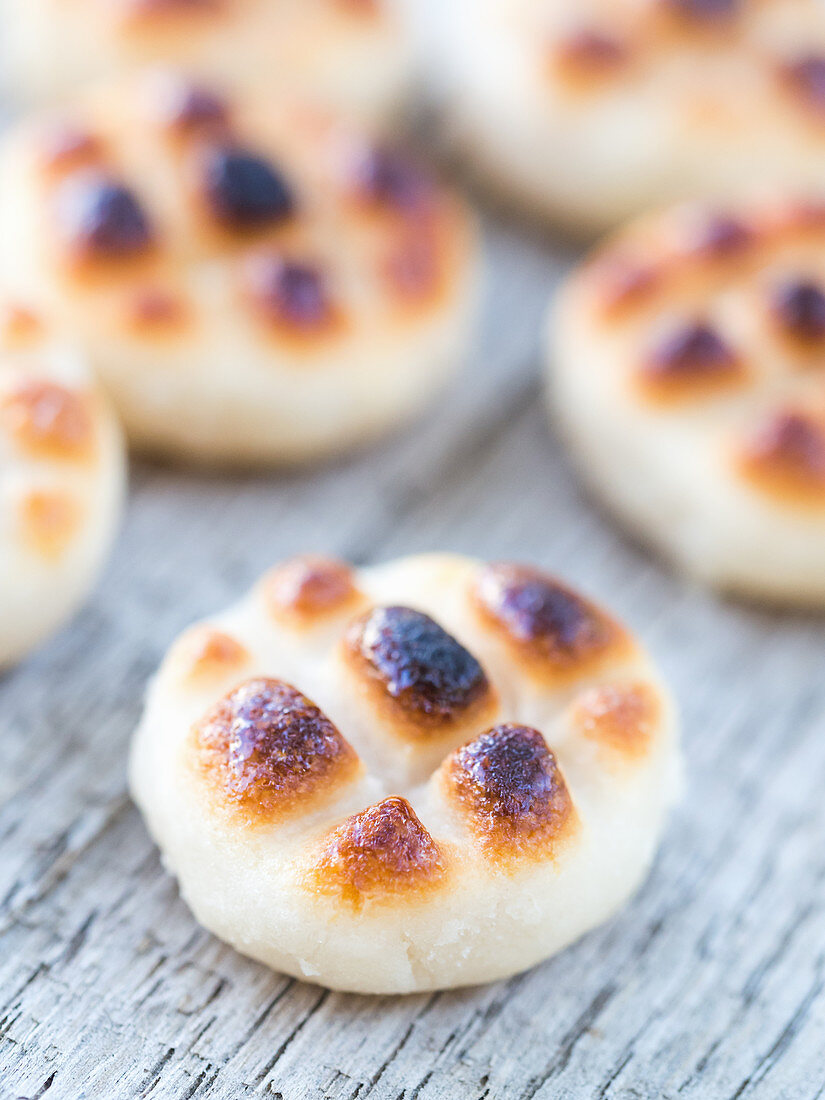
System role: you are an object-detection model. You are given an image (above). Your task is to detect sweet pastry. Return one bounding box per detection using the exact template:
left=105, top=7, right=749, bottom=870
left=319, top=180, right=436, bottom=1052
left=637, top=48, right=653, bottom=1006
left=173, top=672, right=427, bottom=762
left=130, top=552, right=681, bottom=993
left=2, top=0, right=410, bottom=123
left=437, top=0, right=825, bottom=233
left=551, top=197, right=825, bottom=602
left=0, top=305, right=125, bottom=667
left=0, top=73, right=480, bottom=465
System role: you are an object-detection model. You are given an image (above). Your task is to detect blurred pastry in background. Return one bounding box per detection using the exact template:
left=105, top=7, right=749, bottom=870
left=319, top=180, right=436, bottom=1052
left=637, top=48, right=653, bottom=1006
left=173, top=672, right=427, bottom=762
left=0, top=305, right=125, bottom=667
left=550, top=197, right=825, bottom=603
left=1, top=0, right=410, bottom=124
left=0, top=72, right=481, bottom=466
left=434, top=0, right=825, bottom=234
left=130, top=551, right=681, bottom=993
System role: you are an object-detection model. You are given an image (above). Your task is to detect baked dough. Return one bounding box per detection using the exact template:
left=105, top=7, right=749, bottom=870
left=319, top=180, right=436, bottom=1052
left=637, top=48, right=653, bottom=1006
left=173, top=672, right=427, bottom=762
left=551, top=197, right=825, bottom=602
left=0, top=73, right=480, bottom=465
left=0, top=305, right=125, bottom=667
left=436, top=0, right=825, bottom=233
left=2, top=0, right=410, bottom=123
left=130, top=552, right=681, bottom=993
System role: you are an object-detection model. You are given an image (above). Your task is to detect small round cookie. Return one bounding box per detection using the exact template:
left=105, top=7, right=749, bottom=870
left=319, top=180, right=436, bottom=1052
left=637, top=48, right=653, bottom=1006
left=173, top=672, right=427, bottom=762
left=130, top=552, right=680, bottom=993
left=0, top=305, right=125, bottom=667
left=2, top=0, right=410, bottom=123
left=437, top=0, right=825, bottom=233
left=0, top=73, right=480, bottom=466
left=550, top=198, right=825, bottom=603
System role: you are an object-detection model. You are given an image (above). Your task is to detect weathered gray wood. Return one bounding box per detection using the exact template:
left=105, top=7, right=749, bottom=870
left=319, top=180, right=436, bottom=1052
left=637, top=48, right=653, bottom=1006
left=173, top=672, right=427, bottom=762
left=1, top=215, right=824, bottom=1100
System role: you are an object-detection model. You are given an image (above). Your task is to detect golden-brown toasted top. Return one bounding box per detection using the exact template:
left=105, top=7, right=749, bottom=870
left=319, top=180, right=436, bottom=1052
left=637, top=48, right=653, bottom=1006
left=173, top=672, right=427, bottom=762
left=192, top=677, right=361, bottom=824
left=19, top=74, right=465, bottom=352
left=306, top=796, right=446, bottom=907
left=177, top=627, right=251, bottom=684
left=552, top=28, right=630, bottom=88
left=243, top=253, right=341, bottom=338
left=123, top=285, right=189, bottom=336
left=196, top=142, right=295, bottom=232
left=570, top=682, right=661, bottom=759
left=55, top=171, right=157, bottom=268
left=155, top=79, right=230, bottom=137
left=585, top=202, right=825, bottom=321
left=442, top=723, right=575, bottom=859
left=474, top=562, right=628, bottom=683
left=638, top=319, right=746, bottom=403
left=121, top=0, right=225, bottom=22
left=779, top=52, right=825, bottom=117
left=344, top=605, right=495, bottom=735
left=540, top=0, right=825, bottom=118
left=737, top=408, right=825, bottom=505
left=1, top=379, right=96, bottom=461
left=768, top=277, right=825, bottom=348
left=19, top=489, right=82, bottom=560
left=264, top=555, right=363, bottom=626
left=0, top=305, right=46, bottom=348
left=570, top=198, right=825, bottom=511
left=116, top=0, right=383, bottom=34
left=171, top=555, right=669, bottom=899
left=0, top=310, right=118, bottom=569
left=41, top=124, right=106, bottom=176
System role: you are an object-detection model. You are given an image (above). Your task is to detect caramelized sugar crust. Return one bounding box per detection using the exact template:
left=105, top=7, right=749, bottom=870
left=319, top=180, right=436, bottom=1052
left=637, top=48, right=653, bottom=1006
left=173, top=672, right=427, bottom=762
left=551, top=29, right=630, bottom=91
left=574, top=200, right=825, bottom=510
left=344, top=606, right=494, bottom=734
left=584, top=202, right=825, bottom=323
left=542, top=0, right=825, bottom=121
left=571, top=682, right=662, bottom=759
left=307, top=796, right=446, bottom=907
left=639, top=320, right=745, bottom=402
left=41, top=125, right=104, bottom=175
left=769, top=278, right=825, bottom=346
left=175, top=558, right=666, bottom=903
left=0, top=306, right=44, bottom=348
left=348, top=145, right=434, bottom=212
left=443, top=724, right=575, bottom=858
left=737, top=409, right=825, bottom=505
left=344, top=142, right=457, bottom=313
left=590, top=256, right=661, bottom=318
left=243, top=253, right=343, bottom=340
left=661, top=0, right=739, bottom=23
left=691, top=213, right=754, bottom=258
left=119, top=0, right=225, bottom=29
left=119, top=0, right=382, bottom=33
left=0, top=313, right=114, bottom=579
left=474, top=562, right=627, bottom=683
left=178, top=627, right=250, bottom=684
left=156, top=78, right=230, bottom=135
left=193, top=677, right=360, bottom=823
left=22, top=74, right=464, bottom=366
left=1, top=380, right=95, bottom=461
left=55, top=171, right=156, bottom=264
left=264, top=555, right=362, bottom=626
left=124, top=286, right=189, bottom=336
left=198, top=143, right=295, bottom=231
left=19, top=490, right=82, bottom=560
left=780, top=53, right=825, bottom=117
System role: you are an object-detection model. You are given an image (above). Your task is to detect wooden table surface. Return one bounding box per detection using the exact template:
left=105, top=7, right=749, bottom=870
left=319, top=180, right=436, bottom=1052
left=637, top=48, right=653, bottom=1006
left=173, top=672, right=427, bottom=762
left=1, top=213, right=824, bottom=1100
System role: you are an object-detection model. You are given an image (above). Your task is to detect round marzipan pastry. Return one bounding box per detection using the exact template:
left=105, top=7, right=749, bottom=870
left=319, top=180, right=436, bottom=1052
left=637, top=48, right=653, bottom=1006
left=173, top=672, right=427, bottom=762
left=2, top=0, right=410, bottom=123
left=0, top=305, right=125, bottom=667
left=130, top=552, right=681, bottom=993
left=551, top=197, right=825, bottom=603
left=0, top=72, right=480, bottom=466
left=437, top=0, right=825, bottom=233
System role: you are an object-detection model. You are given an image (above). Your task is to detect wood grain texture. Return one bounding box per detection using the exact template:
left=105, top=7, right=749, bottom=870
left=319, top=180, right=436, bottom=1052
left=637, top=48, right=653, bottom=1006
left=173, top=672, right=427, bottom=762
left=1, top=218, right=824, bottom=1100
